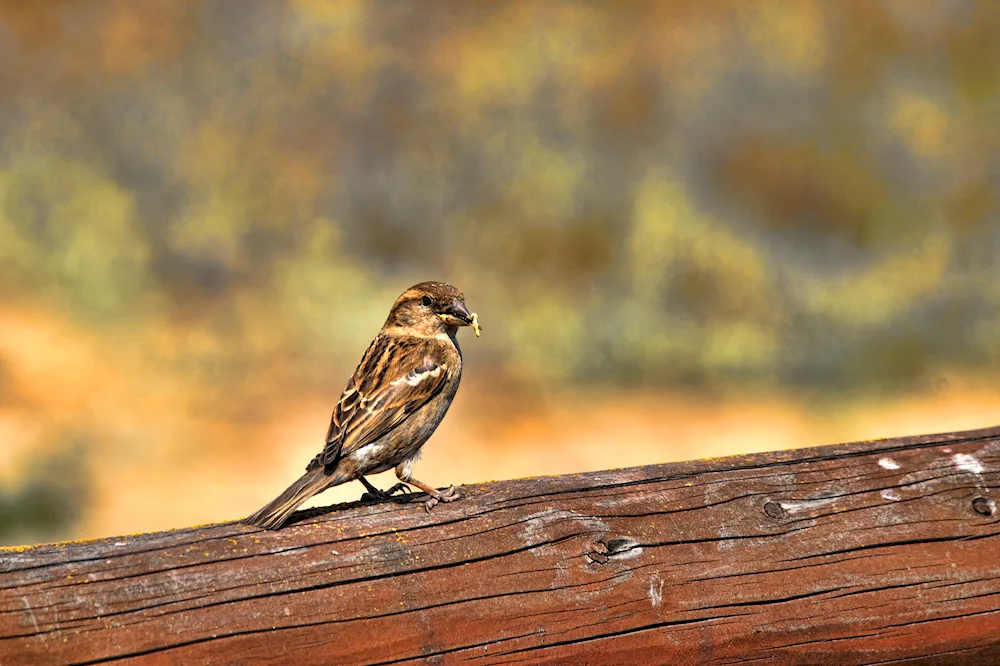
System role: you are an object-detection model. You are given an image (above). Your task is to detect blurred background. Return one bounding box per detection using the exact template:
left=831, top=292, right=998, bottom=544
left=1, top=0, right=999, bottom=546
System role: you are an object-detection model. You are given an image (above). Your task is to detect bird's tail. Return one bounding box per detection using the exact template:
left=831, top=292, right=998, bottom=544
left=244, top=467, right=336, bottom=530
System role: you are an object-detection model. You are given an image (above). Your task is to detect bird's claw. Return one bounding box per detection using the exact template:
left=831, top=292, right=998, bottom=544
left=385, top=482, right=414, bottom=497
left=361, top=483, right=413, bottom=504
left=423, top=485, right=460, bottom=512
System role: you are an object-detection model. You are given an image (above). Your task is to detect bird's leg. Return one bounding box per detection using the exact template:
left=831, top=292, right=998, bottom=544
left=394, top=461, right=459, bottom=512
left=358, top=476, right=412, bottom=503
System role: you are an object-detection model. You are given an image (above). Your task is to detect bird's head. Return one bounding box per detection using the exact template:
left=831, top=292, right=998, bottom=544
left=384, top=281, right=480, bottom=337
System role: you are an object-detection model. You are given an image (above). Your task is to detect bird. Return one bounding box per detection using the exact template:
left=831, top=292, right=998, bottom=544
left=244, top=281, right=480, bottom=530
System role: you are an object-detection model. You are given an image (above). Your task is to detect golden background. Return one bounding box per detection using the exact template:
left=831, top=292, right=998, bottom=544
left=1, top=1, right=999, bottom=545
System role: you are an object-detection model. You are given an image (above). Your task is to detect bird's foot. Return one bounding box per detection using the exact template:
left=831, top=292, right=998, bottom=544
left=360, top=482, right=413, bottom=504
left=423, top=485, right=460, bottom=512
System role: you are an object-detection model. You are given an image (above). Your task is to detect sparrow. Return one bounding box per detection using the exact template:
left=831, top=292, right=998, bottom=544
left=244, top=281, right=479, bottom=530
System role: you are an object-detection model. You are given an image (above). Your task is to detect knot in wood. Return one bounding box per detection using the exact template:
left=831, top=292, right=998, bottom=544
left=763, top=501, right=786, bottom=519
left=588, top=537, right=641, bottom=564
left=604, top=538, right=636, bottom=555
left=972, top=497, right=994, bottom=516
left=586, top=551, right=609, bottom=564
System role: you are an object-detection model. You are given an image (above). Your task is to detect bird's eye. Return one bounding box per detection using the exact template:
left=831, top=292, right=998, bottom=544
left=421, top=295, right=434, bottom=307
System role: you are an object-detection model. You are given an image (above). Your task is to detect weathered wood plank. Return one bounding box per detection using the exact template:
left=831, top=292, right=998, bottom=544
left=2, top=426, right=999, bottom=665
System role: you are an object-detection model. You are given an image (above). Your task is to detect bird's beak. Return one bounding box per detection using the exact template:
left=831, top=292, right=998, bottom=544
left=437, top=300, right=473, bottom=328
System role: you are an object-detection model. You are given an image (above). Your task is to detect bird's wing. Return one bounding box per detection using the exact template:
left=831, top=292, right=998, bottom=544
left=307, top=336, right=451, bottom=472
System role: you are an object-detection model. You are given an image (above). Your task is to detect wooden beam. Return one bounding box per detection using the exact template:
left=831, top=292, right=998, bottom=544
left=2, top=426, right=1000, bottom=664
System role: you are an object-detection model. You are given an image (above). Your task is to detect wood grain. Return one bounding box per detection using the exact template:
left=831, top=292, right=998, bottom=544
left=2, top=426, right=1000, bottom=665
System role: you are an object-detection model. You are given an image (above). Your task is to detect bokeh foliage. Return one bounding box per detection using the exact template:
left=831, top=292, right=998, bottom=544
left=1, top=1, right=998, bottom=542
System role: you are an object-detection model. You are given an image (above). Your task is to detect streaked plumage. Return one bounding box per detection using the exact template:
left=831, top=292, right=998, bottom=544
left=244, top=281, right=477, bottom=530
